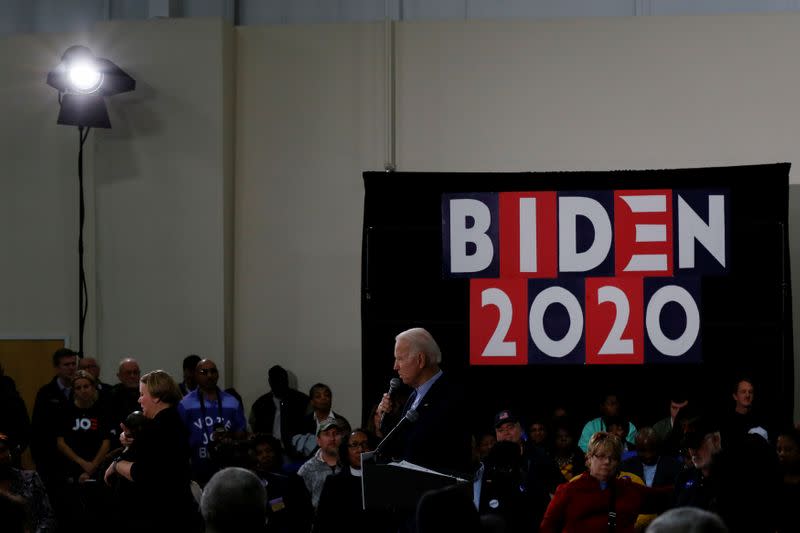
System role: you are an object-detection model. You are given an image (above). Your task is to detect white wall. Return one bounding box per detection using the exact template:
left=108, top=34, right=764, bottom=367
left=0, top=18, right=235, bottom=390
left=90, top=18, right=234, bottom=382
left=0, top=30, right=91, bottom=352
left=234, top=22, right=386, bottom=424
left=396, top=15, right=800, bottom=174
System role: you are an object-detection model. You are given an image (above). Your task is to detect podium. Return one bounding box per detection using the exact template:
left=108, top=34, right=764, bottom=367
left=361, top=451, right=470, bottom=512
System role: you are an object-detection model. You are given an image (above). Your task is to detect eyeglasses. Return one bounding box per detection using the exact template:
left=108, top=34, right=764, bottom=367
left=348, top=440, right=370, bottom=450
left=591, top=453, right=618, bottom=463
left=198, top=368, right=218, bottom=375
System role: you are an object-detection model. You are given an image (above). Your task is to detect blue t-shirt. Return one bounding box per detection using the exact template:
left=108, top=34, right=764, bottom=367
left=177, top=389, right=247, bottom=479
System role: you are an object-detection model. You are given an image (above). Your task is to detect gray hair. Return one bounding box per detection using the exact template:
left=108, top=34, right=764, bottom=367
left=646, top=507, right=728, bottom=533
left=396, top=328, right=441, bottom=366
left=201, top=467, right=267, bottom=533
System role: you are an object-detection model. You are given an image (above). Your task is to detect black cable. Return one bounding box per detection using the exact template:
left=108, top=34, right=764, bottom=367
left=77, top=125, right=91, bottom=356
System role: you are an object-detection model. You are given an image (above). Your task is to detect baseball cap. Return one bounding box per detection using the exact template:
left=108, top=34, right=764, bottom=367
left=494, top=410, right=519, bottom=428
left=317, top=419, right=341, bottom=436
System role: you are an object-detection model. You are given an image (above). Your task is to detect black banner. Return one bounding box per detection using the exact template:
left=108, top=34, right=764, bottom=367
left=362, top=164, right=793, bottom=435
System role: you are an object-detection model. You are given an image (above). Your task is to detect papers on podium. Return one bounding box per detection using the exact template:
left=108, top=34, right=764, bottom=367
left=361, top=453, right=469, bottom=512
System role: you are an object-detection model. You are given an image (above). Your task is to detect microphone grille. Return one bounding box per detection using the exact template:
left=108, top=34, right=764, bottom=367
left=389, top=378, right=401, bottom=392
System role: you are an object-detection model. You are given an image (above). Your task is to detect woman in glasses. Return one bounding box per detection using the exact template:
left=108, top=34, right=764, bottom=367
left=313, top=428, right=393, bottom=533
left=540, top=432, right=672, bottom=533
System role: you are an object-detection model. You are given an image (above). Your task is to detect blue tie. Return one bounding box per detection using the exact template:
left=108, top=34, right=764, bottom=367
left=402, top=390, right=417, bottom=416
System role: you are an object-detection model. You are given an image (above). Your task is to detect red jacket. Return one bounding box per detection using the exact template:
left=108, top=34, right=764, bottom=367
left=540, top=472, right=671, bottom=533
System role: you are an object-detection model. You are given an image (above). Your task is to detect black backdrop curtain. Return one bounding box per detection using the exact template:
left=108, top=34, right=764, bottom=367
left=361, top=164, right=793, bottom=437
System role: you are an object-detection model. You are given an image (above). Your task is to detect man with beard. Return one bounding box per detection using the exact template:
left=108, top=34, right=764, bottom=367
left=674, top=415, right=781, bottom=533
left=297, top=420, right=342, bottom=508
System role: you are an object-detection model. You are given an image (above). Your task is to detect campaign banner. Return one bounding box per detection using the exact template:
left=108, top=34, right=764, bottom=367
left=445, top=189, right=727, bottom=365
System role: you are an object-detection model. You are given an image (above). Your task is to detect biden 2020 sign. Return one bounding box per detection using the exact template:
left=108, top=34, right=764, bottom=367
left=362, top=164, right=792, bottom=430
left=442, top=189, right=730, bottom=365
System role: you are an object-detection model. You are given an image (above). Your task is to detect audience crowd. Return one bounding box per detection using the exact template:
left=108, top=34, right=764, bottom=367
left=0, top=348, right=798, bottom=532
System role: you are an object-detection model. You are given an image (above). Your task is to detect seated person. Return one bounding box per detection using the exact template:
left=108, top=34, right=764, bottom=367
left=292, top=383, right=350, bottom=458
left=604, top=415, right=637, bottom=461
left=527, top=414, right=550, bottom=451
left=474, top=430, right=496, bottom=463
left=651, top=393, right=689, bottom=443
left=540, top=432, right=672, bottom=533
left=201, top=467, right=266, bottom=533
left=314, top=429, right=392, bottom=533
left=0, top=371, right=31, bottom=463
left=491, top=410, right=562, bottom=529
left=0, top=432, right=56, bottom=533
left=479, top=440, right=543, bottom=531
left=550, top=420, right=586, bottom=482
left=776, top=426, right=800, bottom=533
left=296, top=420, right=342, bottom=508
left=622, top=427, right=679, bottom=488
left=578, top=392, right=637, bottom=452
left=646, top=507, right=729, bottom=533
left=249, top=434, right=312, bottom=533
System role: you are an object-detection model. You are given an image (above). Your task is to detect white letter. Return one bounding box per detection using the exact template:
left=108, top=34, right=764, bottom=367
left=621, top=194, right=668, bottom=272
left=529, top=286, right=583, bottom=358
left=481, top=288, right=517, bottom=356
left=597, top=286, right=634, bottom=355
left=645, top=285, right=700, bottom=357
left=678, top=195, right=726, bottom=269
left=559, top=196, right=612, bottom=272
left=520, top=197, right=537, bottom=272
left=449, top=199, right=494, bottom=273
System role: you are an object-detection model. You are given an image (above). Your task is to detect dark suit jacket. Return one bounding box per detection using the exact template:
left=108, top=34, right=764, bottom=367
left=257, top=470, right=313, bottom=533
left=249, top=389, right=310, bottom=456
left=379, top=372, right=472, bottom=477
left=622, top=455, right=680, bottom=487
left=30, top=377, right=72, bottom=478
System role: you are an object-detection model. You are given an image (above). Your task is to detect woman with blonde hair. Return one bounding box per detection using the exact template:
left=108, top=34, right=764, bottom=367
left=55, top=369, right=111, bottom=530
left=104, top=370, right=201, bottom=533
left=540, top=432, right=672, bottom=533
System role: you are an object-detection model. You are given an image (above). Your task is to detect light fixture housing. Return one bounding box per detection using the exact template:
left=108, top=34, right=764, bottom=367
left=47, top=45, right=136, bottom=128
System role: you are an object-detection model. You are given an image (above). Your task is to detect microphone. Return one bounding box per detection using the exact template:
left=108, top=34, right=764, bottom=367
left=375, top=408, right=419, bottom=457
left=379, top=378, right=402, bottom=426
left=388, top=377, right=401, bottom=395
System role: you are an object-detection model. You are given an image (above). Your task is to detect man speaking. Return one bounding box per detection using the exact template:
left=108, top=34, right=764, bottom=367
left=377, top=328, right=471, bottom=477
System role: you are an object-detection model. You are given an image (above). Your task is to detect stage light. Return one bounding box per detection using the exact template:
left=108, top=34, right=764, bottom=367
left=46, top=46, right=136, bottom=357
left=46, top=45, right=135, bottom=128
left=68, top=61, right=103, bottom=94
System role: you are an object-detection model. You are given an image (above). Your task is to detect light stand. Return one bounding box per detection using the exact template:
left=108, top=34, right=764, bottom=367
left=47, top=45, right=136, bottom=355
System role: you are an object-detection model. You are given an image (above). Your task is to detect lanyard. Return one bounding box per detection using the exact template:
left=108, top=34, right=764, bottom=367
left=198, top=388, right=224, bottom=433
